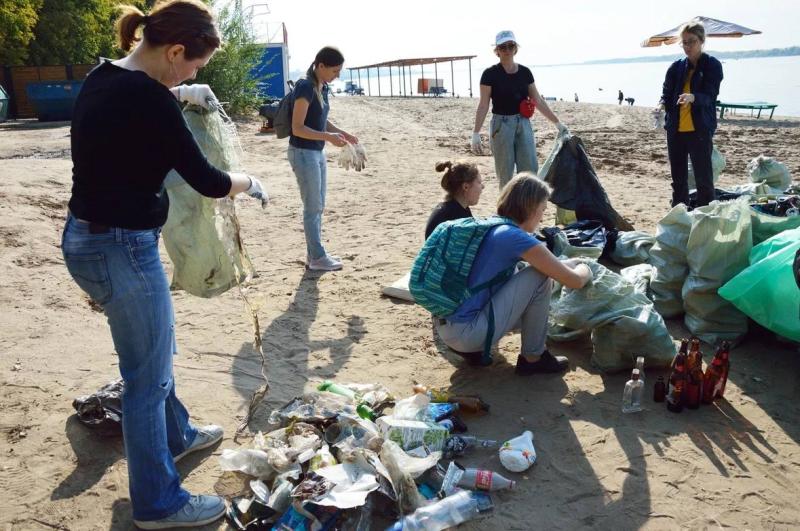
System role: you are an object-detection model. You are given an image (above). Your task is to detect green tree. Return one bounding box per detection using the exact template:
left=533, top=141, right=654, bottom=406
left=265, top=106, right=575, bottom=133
left=26, top=0, right=119, bottom=65
left=194, top=0, right=263, bottom=115
left=0, top=0, right=42, bottom=65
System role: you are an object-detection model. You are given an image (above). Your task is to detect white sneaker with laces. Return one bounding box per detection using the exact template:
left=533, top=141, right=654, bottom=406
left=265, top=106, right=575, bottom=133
left=307, top=254, right=343, bottom=271
left=173, top=425, right=223, bottom=463
left=134, top=494, right=225, bottom=529
left=308, top=253, right=340, bottom=263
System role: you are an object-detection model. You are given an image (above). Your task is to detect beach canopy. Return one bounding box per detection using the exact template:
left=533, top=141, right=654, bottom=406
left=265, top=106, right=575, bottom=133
left=641, top=16, right=762, bottom=47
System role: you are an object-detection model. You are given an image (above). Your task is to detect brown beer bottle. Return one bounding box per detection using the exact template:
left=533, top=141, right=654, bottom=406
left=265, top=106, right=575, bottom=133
left=703, top=345, right=725, bottom=403
left=653, top=376, right=666, bottom=402
left=686, top=339, right=704, bottom=409
left=713, top=341, right=731, bottom=399
left=667, top=351, right=687, bottom=412
left=674, top=339, right=689, bottom=368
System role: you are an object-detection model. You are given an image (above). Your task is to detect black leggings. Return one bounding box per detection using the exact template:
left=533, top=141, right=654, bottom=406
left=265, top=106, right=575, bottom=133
left=667, top=131, right=716, bottom=208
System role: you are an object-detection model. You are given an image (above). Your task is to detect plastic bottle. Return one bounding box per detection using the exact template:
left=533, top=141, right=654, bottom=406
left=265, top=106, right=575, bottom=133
left=621, top=368, right=643, bottom=413
left=387, top=490, right=480, bottom=531
left=317, top=380, right=357, bottom=401
left=635, top=356, right=645, bottom=385
left=714, top=341, right=731, bottom=399
left=412, top=385, right=490, bottom=413
left=427, top=402, right=459, bottom=422
left=653, top=376, right=666, bottom=402
left=436, top=415, right=467, bottom=433
left=456, top=468, right=515, bottom=491
left=356, top=403, right=377, bottom=421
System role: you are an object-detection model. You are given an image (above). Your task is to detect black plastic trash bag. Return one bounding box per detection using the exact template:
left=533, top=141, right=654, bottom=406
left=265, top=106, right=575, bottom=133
left=72, top=379, right=124, bottom=436
left=539, top=134, right=634, bottom=232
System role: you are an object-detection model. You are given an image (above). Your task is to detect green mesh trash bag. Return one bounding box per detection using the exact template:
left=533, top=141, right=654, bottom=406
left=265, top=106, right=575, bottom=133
left=647, top=204, right=692, bottom=318
left=162, top=105, right=255, bottom=298
left=747, top=155, right=791, bottom=190
left=750, top=206, right=800, bottom=246
left=549, top=261, right=675, bottom=372
left=719, top=227, right=800, bottom=342
left=682, top=199, right=752, bottom=344
left=610, top=231, right=656, bottom=266
left=688, top=144, right=725, bottom=191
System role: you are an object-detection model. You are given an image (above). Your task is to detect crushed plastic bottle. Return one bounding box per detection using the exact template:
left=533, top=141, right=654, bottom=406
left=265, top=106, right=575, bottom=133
left=387, top=490, right=481, bottom=531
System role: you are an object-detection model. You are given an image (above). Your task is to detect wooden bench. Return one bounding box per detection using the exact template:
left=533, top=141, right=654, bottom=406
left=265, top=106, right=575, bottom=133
left=716, top=101, right=778, bottom=120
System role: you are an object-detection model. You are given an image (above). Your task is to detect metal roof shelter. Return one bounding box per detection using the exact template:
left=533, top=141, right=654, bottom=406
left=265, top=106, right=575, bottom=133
left=347, top=55, right=477, bottom=98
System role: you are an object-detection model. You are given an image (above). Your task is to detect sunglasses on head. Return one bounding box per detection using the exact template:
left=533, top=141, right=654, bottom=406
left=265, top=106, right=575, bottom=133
left=498, top=42, right=517, bottom=51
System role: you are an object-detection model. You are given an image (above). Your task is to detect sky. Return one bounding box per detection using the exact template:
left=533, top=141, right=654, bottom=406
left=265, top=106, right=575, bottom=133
left=241, top=0, right=799, bottom=72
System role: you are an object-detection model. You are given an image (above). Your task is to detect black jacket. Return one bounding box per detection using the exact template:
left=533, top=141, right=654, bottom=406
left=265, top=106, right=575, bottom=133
left=660, top=53, right=723, bottom=136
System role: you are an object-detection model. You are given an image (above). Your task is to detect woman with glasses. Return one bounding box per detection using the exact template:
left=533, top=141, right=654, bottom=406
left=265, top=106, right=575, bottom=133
left=471, top=30, right=567, bottom=188
left=655, top=21, right=723, bottom=208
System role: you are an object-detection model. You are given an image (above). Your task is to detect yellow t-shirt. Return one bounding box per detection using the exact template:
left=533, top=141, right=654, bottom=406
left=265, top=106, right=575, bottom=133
left=678, top=67, right=695, bottom=132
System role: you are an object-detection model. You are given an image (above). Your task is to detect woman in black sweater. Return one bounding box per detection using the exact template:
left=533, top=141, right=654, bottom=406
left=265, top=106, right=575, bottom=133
left=425, top=160, right=485, bottom=239
left=62, top=1, right=264, bottom=528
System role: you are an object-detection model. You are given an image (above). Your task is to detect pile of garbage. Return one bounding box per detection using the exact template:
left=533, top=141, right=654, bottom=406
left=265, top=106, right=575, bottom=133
left=218, top=381, right=535, bottom=530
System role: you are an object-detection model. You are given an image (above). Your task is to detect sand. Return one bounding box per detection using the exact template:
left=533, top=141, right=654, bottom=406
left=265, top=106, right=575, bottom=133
left=1, top=97, right=800, bottom=530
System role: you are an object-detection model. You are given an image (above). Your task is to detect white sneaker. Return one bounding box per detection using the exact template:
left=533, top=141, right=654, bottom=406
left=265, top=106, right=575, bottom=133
left=134, top=494, right=225, bottom=529
left=307, top=254, right=343, bottom=271
left=173, top=425, right=223, bottom=463
left=308, top=254, right=340, bottom=262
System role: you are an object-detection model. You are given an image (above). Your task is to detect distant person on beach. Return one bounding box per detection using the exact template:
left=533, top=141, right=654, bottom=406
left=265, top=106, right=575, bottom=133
left=433, top=174, right=592, bottom=373
left=655, top=21, right=723, bottom=208
left=62, top=2, right=268, bottom=528
left=289, top=46, right=359, bottom=271
left=574, top=93, right=579, bottom=102
left=618, top=90, right=624, bottom=105
left=471, top=30, right=568, bottom=188
left=425, top=161, right=484, bottom=239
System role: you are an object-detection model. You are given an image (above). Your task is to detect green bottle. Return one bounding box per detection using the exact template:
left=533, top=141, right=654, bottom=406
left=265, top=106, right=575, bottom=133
left=317, top=380, right=357, bottom=400
left=356, top=403, right=377, bottom=421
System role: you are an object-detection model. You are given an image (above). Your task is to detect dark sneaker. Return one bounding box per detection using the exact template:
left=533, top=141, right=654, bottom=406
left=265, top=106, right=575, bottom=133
left=515, top=350, right=569, bottom=375
left=134, top=495, right=225, bottom=529
left=173, top=425, right=223, bottom=463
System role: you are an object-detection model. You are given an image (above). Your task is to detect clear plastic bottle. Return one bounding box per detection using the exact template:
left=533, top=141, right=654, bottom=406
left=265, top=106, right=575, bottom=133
left=388, top=490, right=480, bottom=531
left=621, top=368, right=643, bottom=413
left=635, top=356, right=645, bottom=385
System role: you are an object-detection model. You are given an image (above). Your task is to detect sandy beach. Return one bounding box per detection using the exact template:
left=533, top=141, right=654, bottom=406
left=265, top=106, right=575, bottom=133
left=2, top=97, right=800, bottom=530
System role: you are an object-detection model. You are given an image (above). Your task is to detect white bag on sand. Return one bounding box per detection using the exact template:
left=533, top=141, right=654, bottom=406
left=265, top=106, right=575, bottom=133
left=381, top=272, right=414, bottom=302
left=747, top=155, right=791, bottom=190
left=499, top=431, right=536, bottom=472
left=688, top=144, right=725, bottom=190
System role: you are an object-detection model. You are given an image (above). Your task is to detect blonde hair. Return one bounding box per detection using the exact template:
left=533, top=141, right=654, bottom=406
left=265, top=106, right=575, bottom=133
left=115, top=0, right=220, bottom=59
left=679, top=21, right=706, bottom=44
left=496, top=172, right=550, bottom=224
left=435, top=160, right=480, bottom=201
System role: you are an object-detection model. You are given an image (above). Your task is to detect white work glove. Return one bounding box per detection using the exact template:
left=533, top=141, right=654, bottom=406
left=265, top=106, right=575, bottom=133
left=651, top=107, right=665, bottom=129
left=232, top=172, right=268, bottom=208
left=470, top=132, right=483, bottom=155
left=179, top=84, right=219, bottom=110
left=556, top=122, right=570, bottom=137
left=353, top=143, right=367, bottom=172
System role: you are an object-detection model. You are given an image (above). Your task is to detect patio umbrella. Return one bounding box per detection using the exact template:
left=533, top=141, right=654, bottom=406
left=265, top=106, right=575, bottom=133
left=641, top=16, right=762, bottom=47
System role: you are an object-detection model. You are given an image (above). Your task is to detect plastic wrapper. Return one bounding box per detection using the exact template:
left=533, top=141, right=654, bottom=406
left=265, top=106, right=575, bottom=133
left=379, top=440, right=426, bottom=514
left=498, top=431, right=537, bottom=472
left=72, top=378, right=124, bottom=436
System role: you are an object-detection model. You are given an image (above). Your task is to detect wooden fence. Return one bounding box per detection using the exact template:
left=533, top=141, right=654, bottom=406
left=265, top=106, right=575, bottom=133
left=1, top=64, right=96, bottom=119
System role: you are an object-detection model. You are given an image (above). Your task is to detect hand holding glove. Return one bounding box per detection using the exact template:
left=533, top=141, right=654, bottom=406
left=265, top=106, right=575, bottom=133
left=231, top=172, right=268, bottom=208
left=179, top=84, right=219, bottom=110
left=470, top=132, right=483, bottom=155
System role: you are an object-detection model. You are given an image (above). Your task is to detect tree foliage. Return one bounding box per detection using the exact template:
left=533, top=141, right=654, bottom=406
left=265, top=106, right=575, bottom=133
left=194, top=1, right=263, bottom=115
left=0, top=0, right=42, bottom=65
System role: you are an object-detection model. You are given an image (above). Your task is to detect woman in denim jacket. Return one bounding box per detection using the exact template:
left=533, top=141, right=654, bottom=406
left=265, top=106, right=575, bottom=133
left=656, top=21, right=724, bottom=208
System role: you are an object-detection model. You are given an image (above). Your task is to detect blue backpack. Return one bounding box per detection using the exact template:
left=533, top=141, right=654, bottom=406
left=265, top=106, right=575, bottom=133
left=410, top=216, right=517, bottom=364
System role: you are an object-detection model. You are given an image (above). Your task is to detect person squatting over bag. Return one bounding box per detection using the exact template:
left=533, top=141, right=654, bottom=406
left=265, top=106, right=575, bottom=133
left=655, top=20, right=723, bottom=208
left=425, top=160, right=485, bottom=240
left=62, top=1, right=267, bottom=528
left=431, top=174, right=593, bottom=373
left=471, top=30, right=569, bottom=188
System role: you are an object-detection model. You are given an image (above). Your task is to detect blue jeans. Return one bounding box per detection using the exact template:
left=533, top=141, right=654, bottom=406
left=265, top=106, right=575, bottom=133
left=288, top=145, right=328, bottom=259
left=490, top=114, right=539, bottom=188
left=61, top=214, right=197, bottom=522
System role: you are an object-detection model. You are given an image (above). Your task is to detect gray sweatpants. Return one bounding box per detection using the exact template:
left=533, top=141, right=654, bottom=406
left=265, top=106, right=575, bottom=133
left=436, top=266, right=552, bottom=357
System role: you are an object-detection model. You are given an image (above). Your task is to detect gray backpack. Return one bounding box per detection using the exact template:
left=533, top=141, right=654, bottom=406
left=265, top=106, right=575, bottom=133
left=273, top=80, right=296, bottom=139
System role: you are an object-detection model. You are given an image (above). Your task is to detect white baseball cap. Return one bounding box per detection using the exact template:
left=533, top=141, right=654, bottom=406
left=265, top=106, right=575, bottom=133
left=495, top=30, right=516, bottom=46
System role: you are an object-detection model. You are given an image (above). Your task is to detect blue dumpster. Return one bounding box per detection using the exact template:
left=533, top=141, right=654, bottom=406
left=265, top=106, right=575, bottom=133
left=0, top=84, right=9, bottom=122
left=26, top=81, right=83, bottom=121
